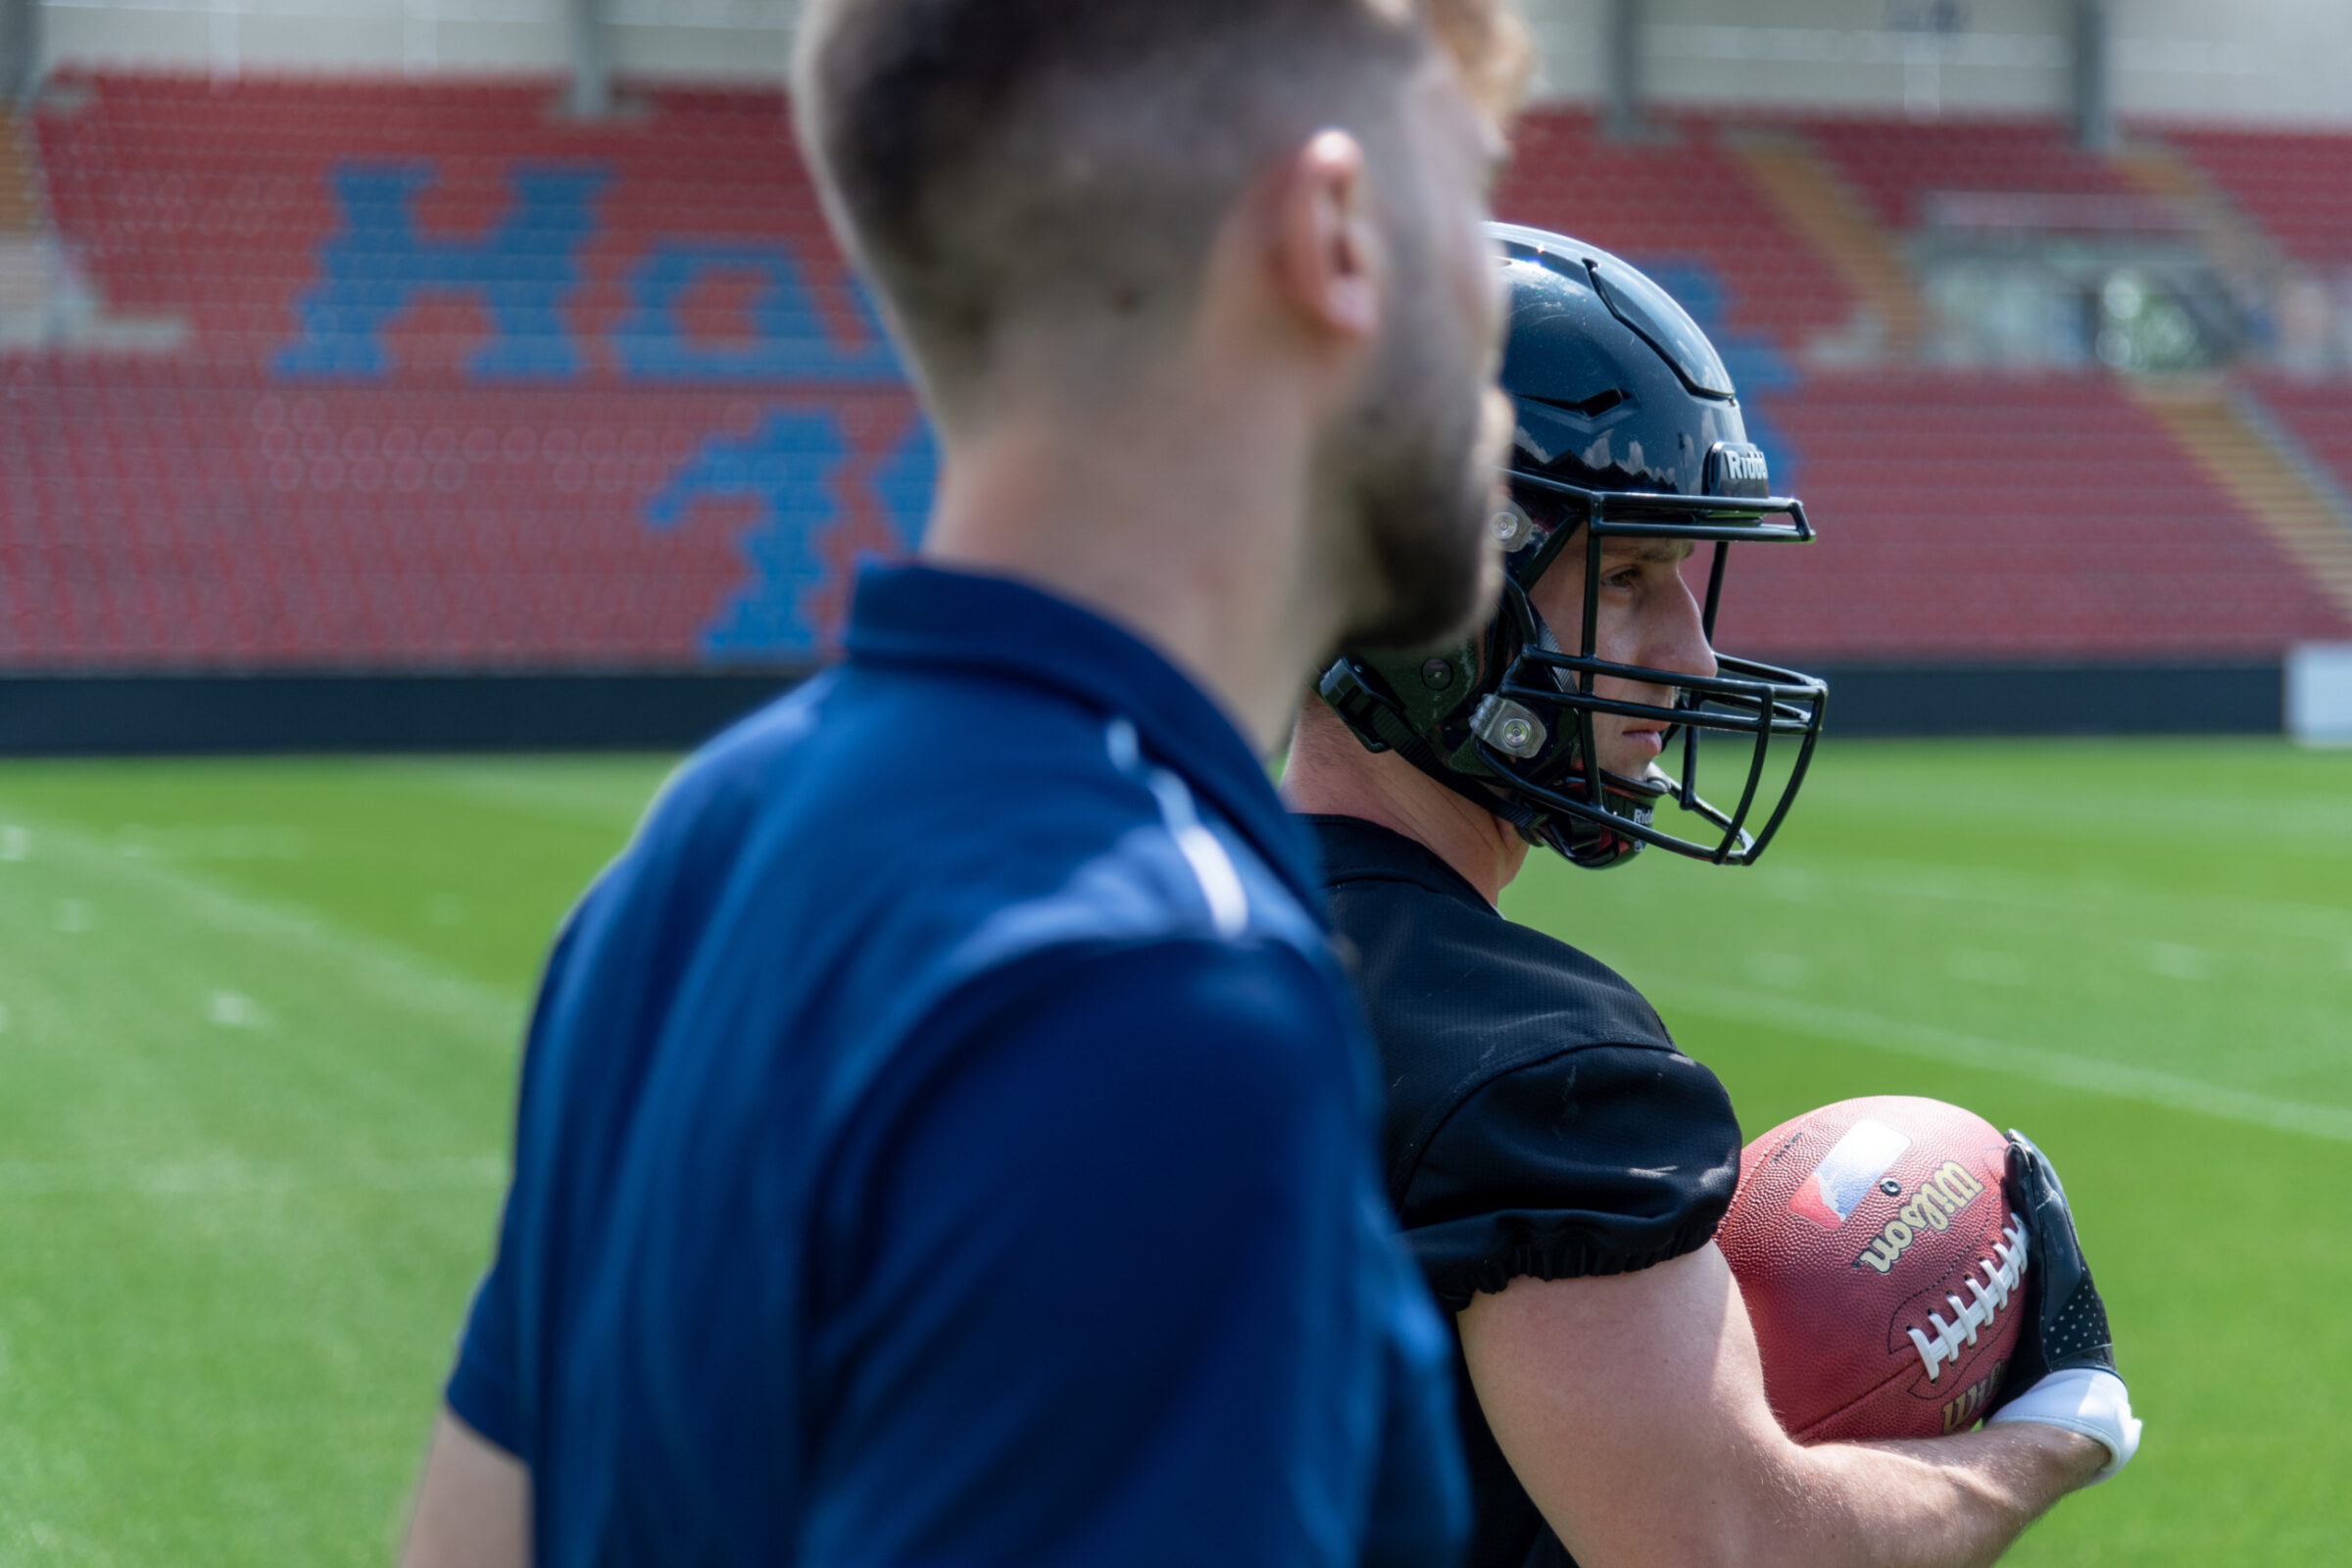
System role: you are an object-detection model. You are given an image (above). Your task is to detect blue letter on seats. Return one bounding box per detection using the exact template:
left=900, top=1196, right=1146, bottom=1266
left=614, top=243, right=899, bottom=382
left=277, top=163, right=609, bottom=380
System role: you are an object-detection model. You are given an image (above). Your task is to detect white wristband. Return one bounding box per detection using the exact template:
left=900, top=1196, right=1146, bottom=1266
left=1984, top=1367, right=2141, bottom=1481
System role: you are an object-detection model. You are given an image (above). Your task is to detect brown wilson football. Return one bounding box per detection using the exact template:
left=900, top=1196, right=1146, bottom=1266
left=1719, top=1096, right=2029, bottom=1443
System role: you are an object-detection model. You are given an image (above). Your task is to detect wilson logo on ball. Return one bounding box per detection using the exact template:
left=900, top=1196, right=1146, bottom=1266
left=1722, top=1097, right=2028, bottom=1444
left=1786, top=1120, right=1911, bottom=1230
left=1852, top=1161, right=1987, bottom=1274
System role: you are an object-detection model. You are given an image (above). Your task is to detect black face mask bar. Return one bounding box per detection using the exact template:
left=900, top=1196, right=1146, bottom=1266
left=1475, top=474, right=1830, bottom=866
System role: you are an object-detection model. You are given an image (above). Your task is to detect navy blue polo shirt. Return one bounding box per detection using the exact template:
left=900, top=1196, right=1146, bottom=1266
left=448, top=563, right=1466, bottom=1567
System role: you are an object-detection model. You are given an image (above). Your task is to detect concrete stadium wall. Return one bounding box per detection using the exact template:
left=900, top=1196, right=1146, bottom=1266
left=36, top=0, right=794, bottom=83
left=1530, top=0, right=2352, bottom=126
left=26, top=0, right=2352, bottom=125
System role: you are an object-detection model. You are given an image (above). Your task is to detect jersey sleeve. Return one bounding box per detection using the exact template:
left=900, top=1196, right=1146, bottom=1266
left=445, top=1254, right=519, bottom=1453
left=443, top=895, right=595, bottom=1459
left=801, top=938, right=1459, bottom=1568
left=1398, top=1043, right=1740, bottom=1310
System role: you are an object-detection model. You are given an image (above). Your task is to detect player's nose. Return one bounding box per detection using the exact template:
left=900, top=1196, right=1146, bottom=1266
left=1647, top=569, right=1718, bottom=683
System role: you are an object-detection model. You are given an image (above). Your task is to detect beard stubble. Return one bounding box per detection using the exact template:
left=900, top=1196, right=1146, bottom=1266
left=1324, top=259, right=1511, bottom=654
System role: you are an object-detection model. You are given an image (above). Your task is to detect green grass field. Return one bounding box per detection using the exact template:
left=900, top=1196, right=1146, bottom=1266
left=0, top=740, right=2343, bottom=1564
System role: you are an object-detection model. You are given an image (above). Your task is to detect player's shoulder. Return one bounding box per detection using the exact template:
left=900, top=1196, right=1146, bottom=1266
left=889, top=933, right=1358, bottom=1151
left=666, top=657, right=1126, bottom=819
left=1305, top=814, right=1737, bottom=1220
left=633, top=663, right=1158, bottom=886
left=614, top=672, right=1327, bottom=1042
left=1309, top=813, right=1674, bottom=1068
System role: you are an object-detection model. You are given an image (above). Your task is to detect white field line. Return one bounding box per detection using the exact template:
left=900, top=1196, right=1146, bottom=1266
left=375, top=759, right=675, bottom=826
left=1714, top=856, right=2352, bottom=950
left=0, top=1153, right=505, bottom=1197
left=1545, top=854, right=2352, bottom=956
left=1, top=808, right=524, bottom=1048
left=1802, top=777, right=2352, bottom=848
left=1866, top=865, right=2349, bottom=947
left=1660, top=981, right=2352, bottom=1145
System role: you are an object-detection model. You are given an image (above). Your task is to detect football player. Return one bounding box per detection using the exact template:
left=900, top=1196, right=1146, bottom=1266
left=1286, top=224, right=2141, bottom=1568
left=399, top=5, right=1531, bottom=1566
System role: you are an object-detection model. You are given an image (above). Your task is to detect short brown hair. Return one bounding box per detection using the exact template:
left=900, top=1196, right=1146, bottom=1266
left=794, top=0, right=1526, bottom=420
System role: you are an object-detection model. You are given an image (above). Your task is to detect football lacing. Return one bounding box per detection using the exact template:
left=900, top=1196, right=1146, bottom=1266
left=1906, top=1221, right=2030, bottom=1384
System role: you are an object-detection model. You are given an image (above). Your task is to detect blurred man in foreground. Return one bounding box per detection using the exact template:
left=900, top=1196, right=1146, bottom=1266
left=1289, top=226, right=2139, bottom=1567
left=399, top=1, right=1528, bottom=1565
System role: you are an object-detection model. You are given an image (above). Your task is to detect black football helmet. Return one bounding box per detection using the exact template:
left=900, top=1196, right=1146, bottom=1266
left=1317, top=223, right=1828, bottom=869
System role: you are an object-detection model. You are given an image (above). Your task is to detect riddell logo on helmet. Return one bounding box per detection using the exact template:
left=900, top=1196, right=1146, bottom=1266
left=1708, top=443, right=1770, bottom=495
left=1852, top=1162, right=1987, bottom=1274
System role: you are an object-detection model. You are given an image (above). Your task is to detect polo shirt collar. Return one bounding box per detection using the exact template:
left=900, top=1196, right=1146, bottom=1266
left=844, top=561, right=1327, bottom=917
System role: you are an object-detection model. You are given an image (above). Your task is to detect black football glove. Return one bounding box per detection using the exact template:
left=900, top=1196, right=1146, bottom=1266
left=1984, top=1129, right=2139, bottom=1478
left=1990, top=1128, right=2116, bottom=1394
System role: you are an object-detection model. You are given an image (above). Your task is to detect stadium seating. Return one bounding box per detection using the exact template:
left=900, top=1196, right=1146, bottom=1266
left=0, top=356, right=927, bottom=666
left=31, top=73, right=858, bottom=375
left=1800, top=115, right=2138, bottom=230
left=1715, top=372, right=2352, bottom=660
left=2245, top=376, right=2352, bottom=499
left=13, top=72, right=927, bottom=667
left=2162, top=127, right=2352, bottom=269
left=8, top=74, right=2349, bottom=676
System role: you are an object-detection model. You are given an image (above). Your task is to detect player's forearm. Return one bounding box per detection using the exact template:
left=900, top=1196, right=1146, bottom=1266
left=399, top=1406, right=529, bottom=1568
left=1534, top=1422, right=2101, bottom=1568
left=1770, top=1422, right=2105, bottom=1568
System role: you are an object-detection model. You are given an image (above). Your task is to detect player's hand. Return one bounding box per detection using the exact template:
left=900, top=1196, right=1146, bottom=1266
left=1984, top=1129, right=2141, bottom=1481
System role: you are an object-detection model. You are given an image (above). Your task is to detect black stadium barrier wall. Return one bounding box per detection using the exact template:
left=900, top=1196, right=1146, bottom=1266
left=1802, top=660, right=2284, bottom=737
left=0, top=660, right=2287, bottom=757
left=0, top=671, right=809, bottom=756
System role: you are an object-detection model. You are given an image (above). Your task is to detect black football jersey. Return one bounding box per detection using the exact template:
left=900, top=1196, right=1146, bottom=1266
left=1309, top=815, right=1741, bottom=1568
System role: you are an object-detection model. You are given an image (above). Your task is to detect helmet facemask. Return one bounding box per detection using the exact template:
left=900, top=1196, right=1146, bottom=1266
left=1466, top=469, right=1828, bottom=868
left=1314, top=472, right=1826, bottom=869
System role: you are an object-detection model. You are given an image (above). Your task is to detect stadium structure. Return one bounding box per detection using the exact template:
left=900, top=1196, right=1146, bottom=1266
left=3, top=0, right=2351, bottom=749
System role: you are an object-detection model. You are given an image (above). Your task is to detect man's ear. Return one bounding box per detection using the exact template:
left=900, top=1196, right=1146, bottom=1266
left=1268, top=129, right=1384, bottom=344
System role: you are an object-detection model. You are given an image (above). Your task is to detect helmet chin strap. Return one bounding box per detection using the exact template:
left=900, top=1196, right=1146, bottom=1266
left=1369, top=701, right=1555, bottom=845
left=1377, top=597, right=1655, bottom=869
